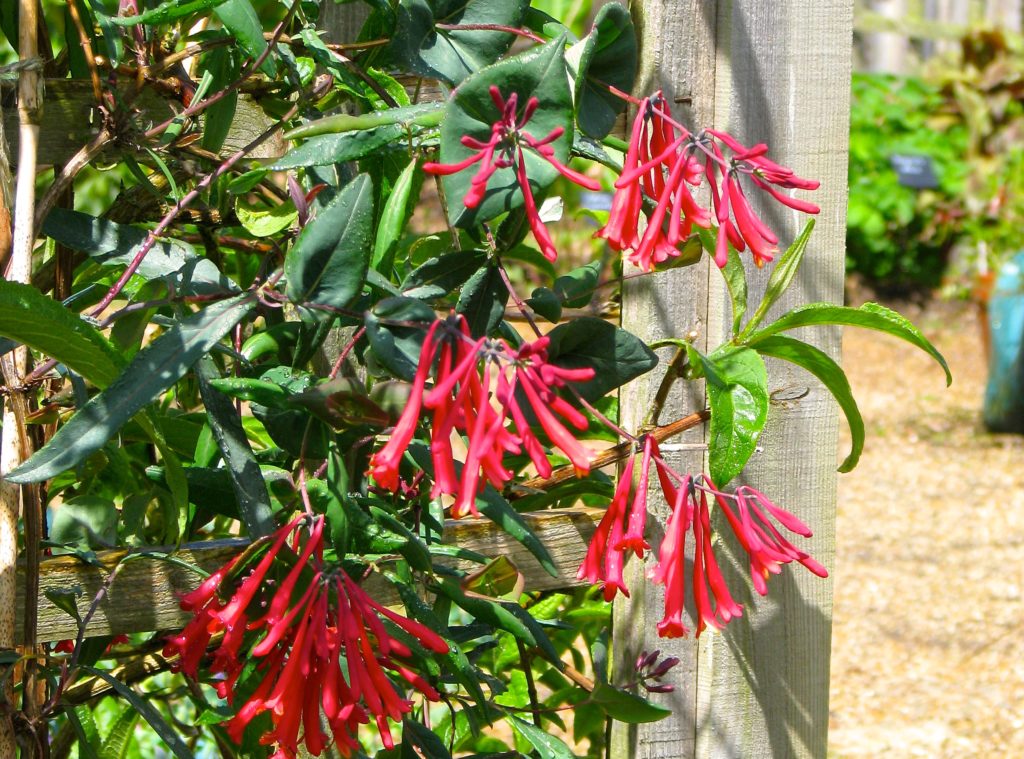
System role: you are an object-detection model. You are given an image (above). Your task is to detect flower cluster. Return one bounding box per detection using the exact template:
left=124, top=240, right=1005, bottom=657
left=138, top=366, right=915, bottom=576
left=369, top=315, right=595, bottom=518
left=423, top=86, right=600, bottom=261
left=575, top=438, right=825, bottom=638
left=598, top=93, right=820, bottom=271
left=164, top=515, right=449, bottom=758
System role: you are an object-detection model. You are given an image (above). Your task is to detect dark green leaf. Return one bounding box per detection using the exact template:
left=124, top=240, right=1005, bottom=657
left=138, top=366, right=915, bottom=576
left=402, top=249, right=487, bottom=300
left=591, top=682, right=672, bottom=724
left=79, top=666, right=196, bottom=759
left=272, top=126, right=405, bottom=169
left=571, top=3, right=637, bottom=138
left=199, top=46, right=238, bottom=154
left=283, top=103, right=444, bottom=139
left=64, top=706, right=101, bottom=759
left=509, top=715, right=578, bottom=759
left=745, top=301, right=951, bottom=385
left=8, top=295, right=255, bottom=484
left=213, top=0, right=274, bottom=76
left=394, top=0, right=529, bottom=85
left=105, top=0, right=227, bottom=26
left=42, top=209, right=235, bottom=296
left=207, top=377, right=292, bottom=407
left=526, top=286, right=562, bottom=322
left=285, top=174, right=373, bottom=310
left=698, top=345, right=769, bottom=486
left=402, top=718, right=453, bottom=759
left=742, top=219, right=815, bottom=337
left=372, top=159, right=418, bottom=272
left=44, top=590, right=82, bottom=625
left=545, top=317, right=658, bottom=401
left=456, top=264, right=508, bottom=338
left=0, top=280, right=123, bottom=387
left=752, top=334, right=866, bottom=472
left=553, top=260, right=601, bottom=308
left=365, top=297, right=436, bottom=381
left=289, top=377, right=390, bottom=429
left=49, top=496, right=117, bottom=549
left=439, top=36, right=572, bottom=227
left=195, top=357, right=275, bottom=537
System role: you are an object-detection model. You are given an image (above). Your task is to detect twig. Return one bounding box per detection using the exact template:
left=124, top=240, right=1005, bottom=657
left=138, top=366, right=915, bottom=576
left=516, top=639, right=542, bottom=727
left=65, top=0, right=102, bottom=106
left=514, top=411, right=709, bottom=494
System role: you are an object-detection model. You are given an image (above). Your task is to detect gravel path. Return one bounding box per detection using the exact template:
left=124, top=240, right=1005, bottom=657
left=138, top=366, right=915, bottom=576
left=828, top=298, right=1024, bottom=757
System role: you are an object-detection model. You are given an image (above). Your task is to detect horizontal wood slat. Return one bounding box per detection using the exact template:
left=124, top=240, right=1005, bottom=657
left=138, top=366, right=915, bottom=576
left=16, top=507, right=601, bottom=643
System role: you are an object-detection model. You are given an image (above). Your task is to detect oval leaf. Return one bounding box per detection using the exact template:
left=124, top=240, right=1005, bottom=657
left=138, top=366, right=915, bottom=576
left=285, top=174, right=373, bottom=310
left=572, top=3, right=637, bottom=138
left=7, top=295, right=255, bottom=484
left=545, top=317, right=658, bottom=402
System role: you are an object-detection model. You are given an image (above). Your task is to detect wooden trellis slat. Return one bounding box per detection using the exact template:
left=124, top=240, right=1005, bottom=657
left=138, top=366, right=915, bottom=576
left=0, top=80, right=285, bottom=168
left=15, top=507, right=600, bottom=644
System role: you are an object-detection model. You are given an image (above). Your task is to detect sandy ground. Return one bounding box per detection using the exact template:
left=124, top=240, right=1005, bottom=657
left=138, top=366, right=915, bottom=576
left=828, top=297, right=1024, bottom=757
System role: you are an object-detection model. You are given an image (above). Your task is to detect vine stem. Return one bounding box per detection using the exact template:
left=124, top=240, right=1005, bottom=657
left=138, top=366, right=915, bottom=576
left=514, top=410, right=709, bottom=495
left=87, top=94, right=309, bottom=317
left=434, top=23, right=545, bottom=44
left=0, top=1, right=45, bottom=754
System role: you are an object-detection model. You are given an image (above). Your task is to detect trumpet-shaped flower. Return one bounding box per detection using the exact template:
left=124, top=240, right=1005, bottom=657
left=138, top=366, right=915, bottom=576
left=424, top=86, right=600, bottom=261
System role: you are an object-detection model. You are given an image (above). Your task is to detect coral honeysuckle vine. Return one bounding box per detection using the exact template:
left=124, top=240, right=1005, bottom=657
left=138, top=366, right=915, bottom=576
left=0, top=1, right=951, bottom=758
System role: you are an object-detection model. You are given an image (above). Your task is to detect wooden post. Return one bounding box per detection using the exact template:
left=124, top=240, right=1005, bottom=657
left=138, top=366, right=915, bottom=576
left=613, top=2, right=852, bottom=757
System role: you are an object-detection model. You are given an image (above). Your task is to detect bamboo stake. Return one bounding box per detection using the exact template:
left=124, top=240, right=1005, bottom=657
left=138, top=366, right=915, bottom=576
left=1, top=0, right=44, bottom=753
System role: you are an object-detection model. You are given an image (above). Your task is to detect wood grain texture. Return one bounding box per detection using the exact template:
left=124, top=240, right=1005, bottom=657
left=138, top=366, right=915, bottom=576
left=0, top=81, right=284, bottom=168
left=15, top=508, right=600, bottom=644
left=613, top=2, right=852, bottom=757
left=697, top=4, right=851, bottom=758
left=611, top=3, right=721, bottom=758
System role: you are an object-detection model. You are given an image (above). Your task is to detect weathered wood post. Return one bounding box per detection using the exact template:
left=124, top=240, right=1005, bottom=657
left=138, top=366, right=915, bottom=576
left=613, top=2, right=853, bottom=757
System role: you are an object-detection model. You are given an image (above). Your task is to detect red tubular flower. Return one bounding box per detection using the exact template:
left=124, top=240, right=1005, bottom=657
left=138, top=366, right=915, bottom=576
left=598, top=93, right=819, bottom=271
left=650, top=475, right=693, bottom=638
left=424, top=86, right=600, bottom=262
left=713, top=483, right=828, bottom=595
left=165, top=515, right=448, bottom=758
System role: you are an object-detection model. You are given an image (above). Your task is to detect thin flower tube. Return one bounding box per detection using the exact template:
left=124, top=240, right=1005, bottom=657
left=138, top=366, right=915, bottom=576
left=423, top=86, right=600, bottom=261
left=164, top=515, right=448, bottom=759
left=597, top=92, right=819, bottom=271
left=368, top=316, right=595, bottom=519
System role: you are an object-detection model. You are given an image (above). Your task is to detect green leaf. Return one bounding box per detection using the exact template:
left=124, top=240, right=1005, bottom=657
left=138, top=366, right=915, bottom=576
left=207, top=377, right=292, bottom=407
left=272, top=126, right=406, bottom=169
left=439, top=36, right=572, bottom=227
left=283, top=103, right=444, bottom=140
left=8, top=295, right=255, bottom=484
left=571, top=3, right=637, bottom=138
left=79, top=666, right=196, bottom=759
left=553, top=260, right=601, bottom=308
left=742, top=219, right=815, bottom=338
left=49, top=496, right=117, bottom=549
left=401, top=249, right=487, bottom=300
left=461, top=555, right=525, bottom=601
left=99, top=704, right=140, bottom=759
left=745, top=301, right=951, bottom=386
left=65, top=706, right=101, bottom=759
left=213, top=0, right=274, bottom=77
left=365, top=297, right=436, bottom=381
left=195, top=357, right=275, bottom=537
left=752, top=334, right=866, bottom=473
left=372, top=159, right=418, bottom=272
left=402, top=718, right=454, bottom=759
left=525, top=286, right=562, bottom=322
left=435, top=580, right=538, bottom=646
left=545, top=317, right=658, bottom=401
left=456, top=264, right=508, bottom=338
left=0, top=280, right=123, bottom=387
left=394, top=0, right=529, bottom=85
left=285, top=174, right=373, bottom=310
left=42, top=208, right=235, bottom=296
left=509, top=715, right=579, bottom=759
left=199, top=46, right=238, bottom=153
left=235, top=198, right=297, bottom=238
left=698, top=227, right=746, bottom=336
left=698, top=346, right=769, bottom=486
left=104, top=0, right=227, bottom=26
left=44, top=589, right=82, bottom=625
left=591, top=681, right=672, bottom=724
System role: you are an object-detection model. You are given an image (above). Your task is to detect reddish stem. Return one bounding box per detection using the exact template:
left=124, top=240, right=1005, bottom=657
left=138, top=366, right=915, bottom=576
left=434, top=23, right=545, bottom=44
